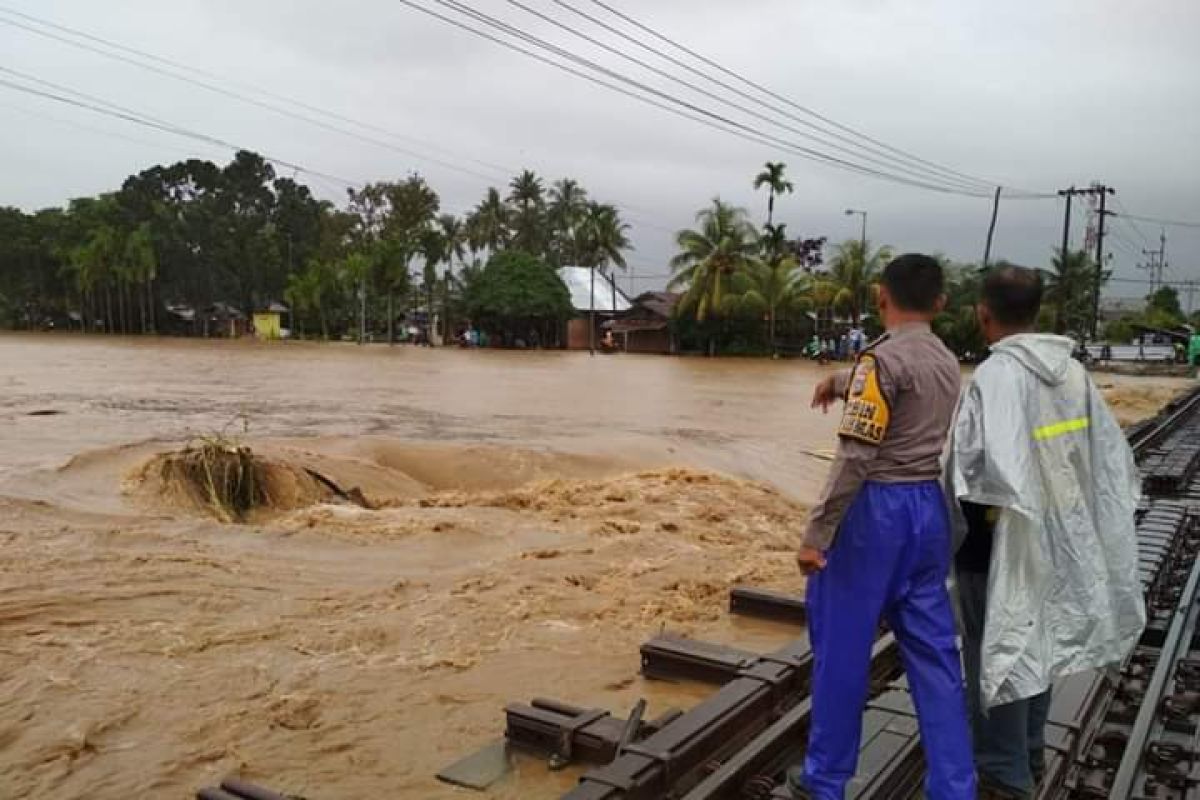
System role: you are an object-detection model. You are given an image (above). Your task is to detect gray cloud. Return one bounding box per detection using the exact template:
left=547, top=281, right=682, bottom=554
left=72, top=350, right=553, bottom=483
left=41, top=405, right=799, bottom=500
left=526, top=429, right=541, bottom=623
left=2, top=0, right=1197, bottom=298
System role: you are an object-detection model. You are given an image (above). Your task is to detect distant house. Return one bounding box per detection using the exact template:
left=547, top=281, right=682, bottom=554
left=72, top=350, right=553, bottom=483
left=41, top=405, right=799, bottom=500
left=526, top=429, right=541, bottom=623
left=202, top=302, right=247, bottom=338
left=606, top=291, right=679, bottom=354
left=556, top=266, right=632, bottom=350
left=253, top=301, right=289, bottom=340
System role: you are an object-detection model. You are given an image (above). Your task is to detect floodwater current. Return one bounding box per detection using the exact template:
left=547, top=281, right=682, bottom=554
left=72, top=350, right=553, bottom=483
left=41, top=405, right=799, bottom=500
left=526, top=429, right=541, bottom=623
left=0, top=334, right=1185, bottom=799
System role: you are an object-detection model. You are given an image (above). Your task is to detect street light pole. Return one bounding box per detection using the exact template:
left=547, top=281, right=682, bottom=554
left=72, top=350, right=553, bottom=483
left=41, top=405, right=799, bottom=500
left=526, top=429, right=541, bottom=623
left=845, top=209, right=867, bottom=254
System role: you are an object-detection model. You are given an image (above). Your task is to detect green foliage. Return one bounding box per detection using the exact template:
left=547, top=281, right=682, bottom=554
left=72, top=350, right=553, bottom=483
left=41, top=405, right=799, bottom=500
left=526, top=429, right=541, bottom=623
left=1042, top=249, right=1102, bottom=336
left=1105, top=317, right=1136, bottom=344
left=1, top=150, right=634, bottom=342
left=932, top=263, right=985, bottom=358
left=752, top=161, right=794, bottom=227
left=1147, top=286, right=1184, bottom=320
left=464, top=251, right=573, bottom=327
left=826, top=239, right=893, bottom=325
left=669, top=199, right=761, bottom=323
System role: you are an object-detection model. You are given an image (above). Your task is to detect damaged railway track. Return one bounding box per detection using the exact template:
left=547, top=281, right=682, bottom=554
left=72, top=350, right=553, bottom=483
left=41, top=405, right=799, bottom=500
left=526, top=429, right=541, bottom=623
left=452, top=385, right=1200, bottom=800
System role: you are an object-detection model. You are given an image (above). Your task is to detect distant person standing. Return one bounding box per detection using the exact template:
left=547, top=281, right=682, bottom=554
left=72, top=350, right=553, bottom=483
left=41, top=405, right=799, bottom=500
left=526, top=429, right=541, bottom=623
left=792, top=254, right=974, bottom=799
left=946, top=267, right=1144, bottom=798
left=849, top=325, right=865, bottom=356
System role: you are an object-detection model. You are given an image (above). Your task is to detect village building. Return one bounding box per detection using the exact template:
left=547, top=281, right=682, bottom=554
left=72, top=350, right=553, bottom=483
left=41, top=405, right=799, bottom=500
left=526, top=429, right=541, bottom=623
left=556, top=266, right=631, bottom=350
left=605, top=291, right=679, bottom=354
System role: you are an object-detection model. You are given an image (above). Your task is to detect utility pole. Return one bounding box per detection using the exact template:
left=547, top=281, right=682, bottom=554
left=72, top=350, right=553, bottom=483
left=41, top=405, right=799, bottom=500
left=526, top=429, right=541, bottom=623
left=1058, top=185, right=1114, bottom=340
left=1140, top=231, right=1166, bottom=294
left=589, top=265, right=596, bottom=356
left=1057, top=187, right=1074, bottom=268
left=982, top=186, right=1002, bottom=269
left=1092, top=185, right=1114, bottom=340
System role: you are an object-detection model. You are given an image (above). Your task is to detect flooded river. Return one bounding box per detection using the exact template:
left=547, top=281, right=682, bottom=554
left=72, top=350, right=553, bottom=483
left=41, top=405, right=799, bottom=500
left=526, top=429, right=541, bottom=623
left=0, top=334, right=1187, bottom=799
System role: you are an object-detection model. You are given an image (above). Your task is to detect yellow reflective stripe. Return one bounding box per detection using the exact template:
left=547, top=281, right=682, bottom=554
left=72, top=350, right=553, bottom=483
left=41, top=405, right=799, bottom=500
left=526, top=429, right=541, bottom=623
left=1033, top=417, right=1090, bottom=441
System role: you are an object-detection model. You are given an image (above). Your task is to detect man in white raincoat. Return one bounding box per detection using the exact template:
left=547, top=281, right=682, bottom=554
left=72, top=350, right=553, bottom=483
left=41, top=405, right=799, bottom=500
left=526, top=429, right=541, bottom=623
left=947, top=266, right=1146, bottom=798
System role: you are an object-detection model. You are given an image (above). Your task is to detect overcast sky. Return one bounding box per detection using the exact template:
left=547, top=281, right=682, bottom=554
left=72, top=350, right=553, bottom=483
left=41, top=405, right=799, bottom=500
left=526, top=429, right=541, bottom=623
left=2, top=0, right=1198, bottom=301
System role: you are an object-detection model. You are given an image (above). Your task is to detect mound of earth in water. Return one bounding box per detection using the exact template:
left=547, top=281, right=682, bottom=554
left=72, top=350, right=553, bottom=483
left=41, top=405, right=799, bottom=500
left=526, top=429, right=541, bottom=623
left=2, top=440, right=807, bottom=800
left=135, top=442, right=370, bottom=522
left=126, top=439, right=648, bottom=523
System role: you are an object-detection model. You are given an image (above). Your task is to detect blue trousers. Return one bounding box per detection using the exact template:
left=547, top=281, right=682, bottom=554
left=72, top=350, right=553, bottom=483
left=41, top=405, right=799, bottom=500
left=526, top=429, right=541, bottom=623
left=957, top=569, right=1051, bottom=795
left=802, top=482, right=976, bottom=799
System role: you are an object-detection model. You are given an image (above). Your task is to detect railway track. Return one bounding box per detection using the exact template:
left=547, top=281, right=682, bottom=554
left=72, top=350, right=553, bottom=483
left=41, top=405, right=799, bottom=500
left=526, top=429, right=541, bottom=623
left=481, top=385, right=1200, bottom=800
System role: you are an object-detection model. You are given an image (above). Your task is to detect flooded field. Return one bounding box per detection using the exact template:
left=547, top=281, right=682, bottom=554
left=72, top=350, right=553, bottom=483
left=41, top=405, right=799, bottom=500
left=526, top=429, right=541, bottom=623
left=0, top=333, right=1188, bottom=799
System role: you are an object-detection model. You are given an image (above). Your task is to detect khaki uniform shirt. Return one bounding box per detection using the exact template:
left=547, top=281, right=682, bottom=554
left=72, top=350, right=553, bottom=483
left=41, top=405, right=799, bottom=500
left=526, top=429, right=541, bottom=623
left=803, top=322, right=961, bottom=549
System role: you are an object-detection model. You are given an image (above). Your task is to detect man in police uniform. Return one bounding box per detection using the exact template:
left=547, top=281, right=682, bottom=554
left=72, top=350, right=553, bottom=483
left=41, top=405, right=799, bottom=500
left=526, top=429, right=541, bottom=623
left=790, top=254, right=975, bottom=799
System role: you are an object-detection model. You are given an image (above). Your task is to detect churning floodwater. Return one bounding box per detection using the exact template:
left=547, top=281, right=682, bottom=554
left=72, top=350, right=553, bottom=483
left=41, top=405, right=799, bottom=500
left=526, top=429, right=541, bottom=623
left=0, top=334, right=1185, bottom=799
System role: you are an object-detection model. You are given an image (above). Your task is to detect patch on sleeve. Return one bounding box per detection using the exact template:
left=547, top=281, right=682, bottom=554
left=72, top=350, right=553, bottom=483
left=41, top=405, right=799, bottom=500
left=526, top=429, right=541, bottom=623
left=837, top=354, right=890, bottom=445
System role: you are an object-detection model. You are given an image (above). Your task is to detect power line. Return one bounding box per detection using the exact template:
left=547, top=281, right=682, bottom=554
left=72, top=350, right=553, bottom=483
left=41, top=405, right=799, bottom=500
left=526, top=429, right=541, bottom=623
left=555, top=0, right=999, bottom=193
left=0, top=13, right=508, bottom=186
left=1115, top=212, right=1200, bottom=231
left=0, top=74, right=365, bottom=189
left=1113, top=197, right=1153, bottom=247
left=0, top=98, right=227, bottom=157
left=502, top=0, right=994, bottom=194
left=0, top=4, right=515, bottom=177
left=0, top=5, right=678, bottom=234
left=583, top=0, right=1050, bottom=198
left=399, top=0, right=1007, bottom=197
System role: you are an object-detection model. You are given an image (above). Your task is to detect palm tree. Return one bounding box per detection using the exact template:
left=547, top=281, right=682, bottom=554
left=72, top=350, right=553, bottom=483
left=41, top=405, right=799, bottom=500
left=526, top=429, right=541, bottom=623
left=548, top=178, right=589, bottom=265
left=670, top=199, right=761, bottom=353
left=467, top=187, right=509, bottom=256
left=753, top=162, right=794, bottom=228
left=436, top=214, right=466, bottom=273
left=828, top=238, right=893, bottom=325
left=285, top=261, right=325, bottom=339
left=581, top=202, right=632, bottom=316
left=760, top=222, right=789, bottom=263
left=1043, top=249, right=1094, bottom=335
left=508, top=170, right=545, bottom=256
left=421, top=215, right=466, bottom=342
left=123, top=223, right=157, bottom=333
left=738, top=255, right=808, bottom=355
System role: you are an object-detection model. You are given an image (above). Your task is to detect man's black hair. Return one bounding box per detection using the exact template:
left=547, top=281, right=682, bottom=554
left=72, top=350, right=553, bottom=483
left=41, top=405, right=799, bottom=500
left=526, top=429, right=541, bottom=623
left=881, top=253, right=944, bottom=312
left=981, top=265, right=1043, bottom=327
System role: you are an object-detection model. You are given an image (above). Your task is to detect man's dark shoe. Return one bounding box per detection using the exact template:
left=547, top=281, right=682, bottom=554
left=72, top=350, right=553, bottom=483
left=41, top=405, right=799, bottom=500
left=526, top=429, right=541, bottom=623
left=785, top=767, right=813, bottom=798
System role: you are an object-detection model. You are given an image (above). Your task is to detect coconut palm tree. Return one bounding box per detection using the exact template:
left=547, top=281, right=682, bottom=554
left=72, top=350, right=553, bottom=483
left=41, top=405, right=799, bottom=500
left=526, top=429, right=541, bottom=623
left=828, top=238, right=893, bottom=325
left=738, top=255, right=808, bottom=355
left=670, top=199, right=761, bottom=353
left=760, top=222, right=789, bottom=263
left=753, top=162, right=794, bottom=228
left=1043, top=249, right=1094, bottom=335
left=580, top=202, right=632, bottom=315
left=466, top=188, right=509, bottom=257
left=548, top=179, right=589, bottom=266
left=508, top=170, right=546, bottom=256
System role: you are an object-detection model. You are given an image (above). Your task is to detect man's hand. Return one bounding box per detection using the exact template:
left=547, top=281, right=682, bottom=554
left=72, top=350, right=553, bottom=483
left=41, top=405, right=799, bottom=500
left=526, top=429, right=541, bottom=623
left=796, top=546, right=827, bottom=576
left=812, top=374, right=840, bottom=413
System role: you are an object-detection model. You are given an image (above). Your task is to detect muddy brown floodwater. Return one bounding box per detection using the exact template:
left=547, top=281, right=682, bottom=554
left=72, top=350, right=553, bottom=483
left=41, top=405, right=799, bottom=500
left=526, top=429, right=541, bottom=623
left=0, top=333, right=1189, bottom=800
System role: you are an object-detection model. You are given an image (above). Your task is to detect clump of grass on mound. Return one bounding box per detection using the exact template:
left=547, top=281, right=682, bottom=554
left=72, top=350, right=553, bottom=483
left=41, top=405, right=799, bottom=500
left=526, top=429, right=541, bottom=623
left=158, top=435, right=272, bottom=523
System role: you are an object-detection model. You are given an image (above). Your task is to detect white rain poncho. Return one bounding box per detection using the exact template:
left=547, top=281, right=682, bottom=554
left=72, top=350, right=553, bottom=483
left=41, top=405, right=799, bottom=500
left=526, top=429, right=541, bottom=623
left=946, top=333, right=1146, bottom=708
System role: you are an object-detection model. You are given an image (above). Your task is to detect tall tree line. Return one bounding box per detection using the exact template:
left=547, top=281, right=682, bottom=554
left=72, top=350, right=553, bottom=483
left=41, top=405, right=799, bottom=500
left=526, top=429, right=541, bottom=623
left=0, top=150, right=633, bottom=340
